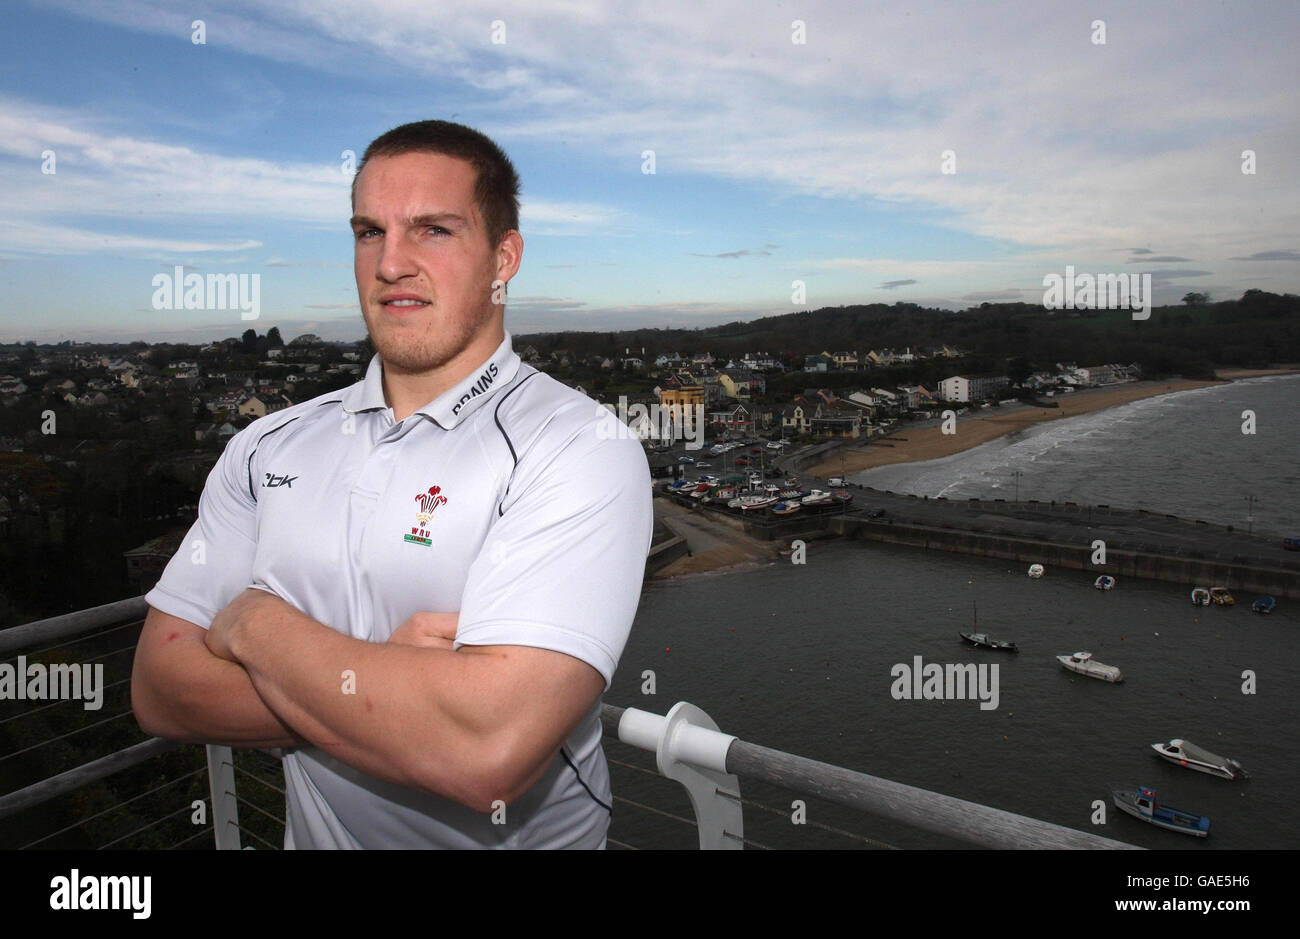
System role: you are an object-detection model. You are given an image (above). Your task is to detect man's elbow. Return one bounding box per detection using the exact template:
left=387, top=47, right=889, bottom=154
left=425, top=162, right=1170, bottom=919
left=129, top=670, right=190, bottom=741
left=415, top=734, right=552, bottom=813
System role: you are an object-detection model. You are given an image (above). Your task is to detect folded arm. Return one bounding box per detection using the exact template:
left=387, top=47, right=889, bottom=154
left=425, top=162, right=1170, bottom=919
left=209, top=589, right=604, bottom=812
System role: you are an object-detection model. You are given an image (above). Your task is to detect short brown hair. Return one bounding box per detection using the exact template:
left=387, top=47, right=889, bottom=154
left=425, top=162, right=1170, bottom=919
left=352, top=120, right=521, bottom=247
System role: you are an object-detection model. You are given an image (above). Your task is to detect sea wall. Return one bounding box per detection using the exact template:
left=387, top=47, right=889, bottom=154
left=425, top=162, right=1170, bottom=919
left=832, top=517, right=1300, bottom=600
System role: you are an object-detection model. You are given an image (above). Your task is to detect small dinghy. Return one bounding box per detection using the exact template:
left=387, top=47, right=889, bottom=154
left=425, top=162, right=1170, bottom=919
left=1251, top=595, right=1275, bottom=614
left=1210, top=586, right=1234, bottom=605
left=1027, top=564, right=1044, bottom=578
left=1190, top=587, right=1210, bottom=606
left=1094, top=575, right=1116, bottom=590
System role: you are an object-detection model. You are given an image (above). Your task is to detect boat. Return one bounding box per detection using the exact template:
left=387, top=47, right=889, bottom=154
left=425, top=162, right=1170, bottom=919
left=1210, top=586, right=1234, bottom=606
left=1190, top=587, right=1210, bottom=606
left=1094, top=575, right=1116, bottom=590
left=958, top=602, right=1018, bottom=652
left=1151, top=739, right=1248, bottom=780
left=1252, top=595, right=1275, bottom=614
left=801, top=490, right=833, bottom=505
left=830, top=490, right=853, bottom=505
left=770, top=500, right=802, bottom=516
left=1111, top=786, right=1210, bottom=837
left=960, top=632, right=1019, bottom=652
left=1027, top=564, right=1044, bottom=578
left=736, top=495, right=778, bottom=512
left=1057, top=651, right=1123, bottom=682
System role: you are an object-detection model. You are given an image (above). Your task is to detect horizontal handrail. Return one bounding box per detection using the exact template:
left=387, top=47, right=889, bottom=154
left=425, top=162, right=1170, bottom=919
left=601, top=703, right=1138, bottom=850
left=0, top=597, right=148, bottom=655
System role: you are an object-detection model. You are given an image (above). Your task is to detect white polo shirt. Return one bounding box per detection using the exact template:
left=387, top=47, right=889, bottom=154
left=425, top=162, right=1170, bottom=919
left=145, top=330, right=653, bottom=848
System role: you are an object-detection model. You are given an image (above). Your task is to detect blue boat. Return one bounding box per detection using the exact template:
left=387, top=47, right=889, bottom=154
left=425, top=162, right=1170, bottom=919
left=1112, top=786, right=1210, bottom=837
left=1252, top=595, right=1275, bottom=614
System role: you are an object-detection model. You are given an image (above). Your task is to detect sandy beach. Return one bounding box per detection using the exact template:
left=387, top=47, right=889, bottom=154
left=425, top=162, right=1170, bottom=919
left=805, top=378, right=1225, bottom=477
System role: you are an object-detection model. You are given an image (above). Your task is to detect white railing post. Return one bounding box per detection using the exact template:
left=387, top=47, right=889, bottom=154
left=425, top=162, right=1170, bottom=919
left=617, top=702, right=743, bottom=849
left=206, top=744, right=242, bottom=850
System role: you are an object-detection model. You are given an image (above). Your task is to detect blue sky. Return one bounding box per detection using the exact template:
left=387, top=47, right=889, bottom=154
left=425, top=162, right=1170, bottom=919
left=1, top=0, right=1297, bottom=343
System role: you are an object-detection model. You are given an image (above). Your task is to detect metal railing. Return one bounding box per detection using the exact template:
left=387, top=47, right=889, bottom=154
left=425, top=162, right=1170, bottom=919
left=1, top=597, right=1138, bottom=850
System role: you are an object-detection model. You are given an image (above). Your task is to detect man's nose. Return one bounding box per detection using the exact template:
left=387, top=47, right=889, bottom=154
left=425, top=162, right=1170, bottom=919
left=376, top=231, right=418, bottom=282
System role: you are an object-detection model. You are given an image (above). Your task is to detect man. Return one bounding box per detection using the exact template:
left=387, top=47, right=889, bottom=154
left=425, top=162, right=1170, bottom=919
left=131, top=120, right=654, bottom=848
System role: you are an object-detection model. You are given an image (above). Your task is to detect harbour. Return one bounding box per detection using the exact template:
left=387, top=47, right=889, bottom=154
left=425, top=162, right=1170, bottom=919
left=622, top=374, right=1299, bottom=849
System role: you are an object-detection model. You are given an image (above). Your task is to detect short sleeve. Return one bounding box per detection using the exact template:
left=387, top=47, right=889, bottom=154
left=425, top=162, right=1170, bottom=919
left=143, top=428, right=259, bottom=629
left=454, top=419, right=653, bottom=690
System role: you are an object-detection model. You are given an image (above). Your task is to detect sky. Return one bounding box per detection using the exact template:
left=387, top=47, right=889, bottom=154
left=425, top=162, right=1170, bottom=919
left=0, top=0, right=1297, bottom=344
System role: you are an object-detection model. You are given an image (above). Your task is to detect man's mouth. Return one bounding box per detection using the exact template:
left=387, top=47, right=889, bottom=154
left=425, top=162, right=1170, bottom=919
left=380, top=295, right=429, bottom=309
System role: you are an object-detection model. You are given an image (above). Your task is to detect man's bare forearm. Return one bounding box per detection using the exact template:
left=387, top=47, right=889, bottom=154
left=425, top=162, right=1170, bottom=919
left=131, top=609, right=306, bottom=748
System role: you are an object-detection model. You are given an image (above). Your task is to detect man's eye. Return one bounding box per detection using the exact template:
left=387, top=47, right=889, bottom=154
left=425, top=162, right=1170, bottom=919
left=355, top=228, right=381, bottom=240
left=428, top=226, right=450, bottom=236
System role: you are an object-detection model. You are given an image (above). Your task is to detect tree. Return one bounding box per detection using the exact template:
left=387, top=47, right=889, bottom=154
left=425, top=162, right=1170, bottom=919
left=1181, top=292, right=1209, bottom=306
left=241, top=329, right=258, bottom=354
left=267, top=326, right=284, bottom=348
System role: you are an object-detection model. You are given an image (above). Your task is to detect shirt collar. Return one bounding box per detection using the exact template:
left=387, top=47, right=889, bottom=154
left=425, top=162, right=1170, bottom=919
left=341, top=330, right=521, bottom=430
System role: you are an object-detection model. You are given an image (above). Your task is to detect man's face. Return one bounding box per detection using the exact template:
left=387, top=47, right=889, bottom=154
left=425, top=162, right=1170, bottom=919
left=351, top=151, right=518, bottom=377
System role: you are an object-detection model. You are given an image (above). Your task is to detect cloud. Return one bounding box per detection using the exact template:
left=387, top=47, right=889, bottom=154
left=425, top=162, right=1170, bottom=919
left=691, top=249, right=770, bottom=259
left=1130, top=255, right=1190, bottom=263
left=0, top=218, right=261, bottom=257
left=1228, top=250, right=1300, bottom=261
left=1143, top=268, right=1214, bottom=286
left=879, top=279, right=917, bottom=289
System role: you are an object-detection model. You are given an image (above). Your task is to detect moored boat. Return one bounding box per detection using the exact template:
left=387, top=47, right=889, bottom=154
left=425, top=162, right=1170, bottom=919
left=1210, top=586, right=1234, bottom=606
left=830, top=490, right=853, bottom=504
left=1057, top=651, right=1122, bottom=682
left=1151, top=739, right=1248, bottom=780
left=1094, top=575, right=1116, bottom=590
left=770, top=500, right=802, bottom=515
left=1027, top=564, right=1044, bottom=578
left=958, top=602, right=1018, bottom=651
left=1191, top=587, right=1210, bottom=606
left=800, top=489, right=833, bottom=505
left=1111, top=786, right=1210, bottom=837
left=1251, top=595, right=1275, bottom=614
left=960, top=631, right=1018, bottom=652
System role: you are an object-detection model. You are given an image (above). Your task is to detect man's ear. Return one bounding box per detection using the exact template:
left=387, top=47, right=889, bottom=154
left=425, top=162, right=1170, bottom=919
left=495, top=229, right=523, bottom=285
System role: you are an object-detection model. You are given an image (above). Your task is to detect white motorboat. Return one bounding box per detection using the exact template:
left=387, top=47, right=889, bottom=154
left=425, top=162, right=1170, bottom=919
left=801, top=489, right=833, bottom=505
left=1151, top=739, right=1248, bottom=780
left=1028, top=564, right=1044, bottom=578
left=1057, top=651, right=1123, bottom=683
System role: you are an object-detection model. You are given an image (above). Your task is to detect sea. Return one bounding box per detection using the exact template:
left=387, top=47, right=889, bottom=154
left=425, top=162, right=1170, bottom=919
left=608, top=376, right=1299, bottom=850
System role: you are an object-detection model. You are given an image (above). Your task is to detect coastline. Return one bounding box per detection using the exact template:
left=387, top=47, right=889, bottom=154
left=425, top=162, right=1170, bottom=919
left=805, top=378, right=1224, bottom=477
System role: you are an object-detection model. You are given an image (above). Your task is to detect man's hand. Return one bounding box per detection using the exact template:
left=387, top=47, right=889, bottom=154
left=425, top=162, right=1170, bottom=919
left=206, top=587, right=287, bottom=662
left=387, top=611, right=459, bottom=651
